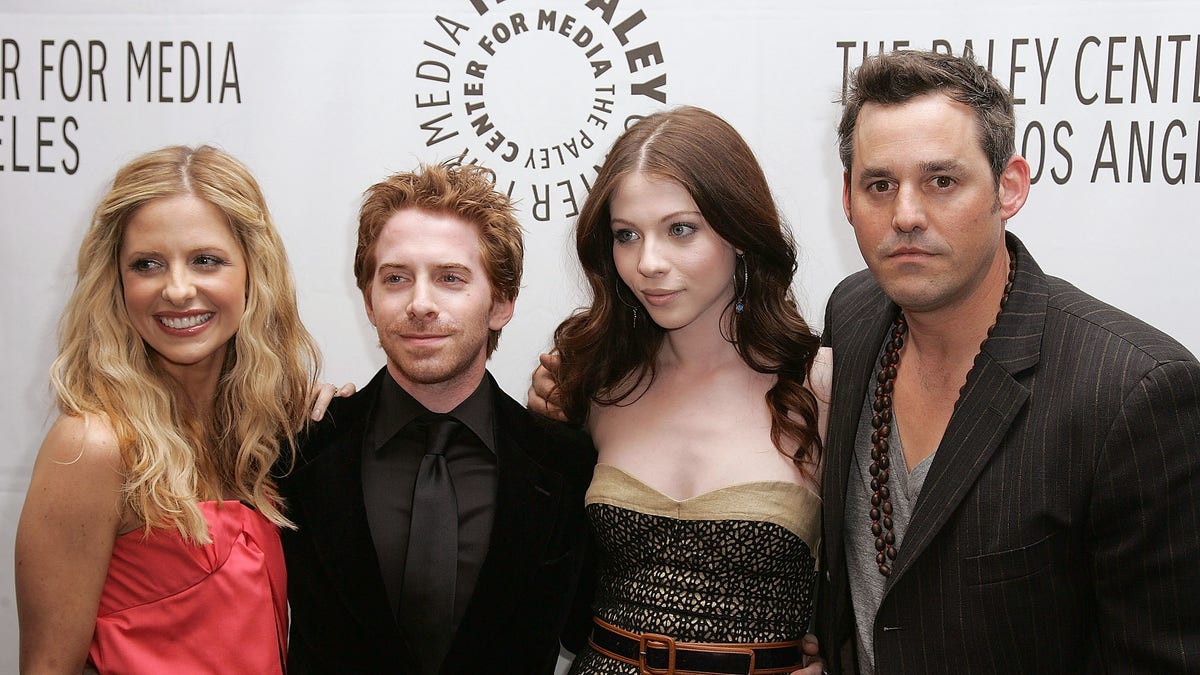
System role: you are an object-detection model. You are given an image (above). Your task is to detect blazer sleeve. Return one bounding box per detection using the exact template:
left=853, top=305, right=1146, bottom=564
left=556, top=427, right=598, bottom=654
left=560, top=522, right=597, bottom=653
left=1090, top=357, right=1200, bottom=670
left=821, top=287, right=835, bottom=349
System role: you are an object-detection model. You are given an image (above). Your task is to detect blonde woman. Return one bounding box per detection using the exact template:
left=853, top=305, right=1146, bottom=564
left=16, top=145, right=322, bottom=674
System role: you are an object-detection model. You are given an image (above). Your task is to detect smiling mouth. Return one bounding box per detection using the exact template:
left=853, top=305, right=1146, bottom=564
left=158, top=313, right=213, bottom=329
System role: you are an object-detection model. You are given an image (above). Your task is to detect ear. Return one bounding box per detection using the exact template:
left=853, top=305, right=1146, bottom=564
left=841, top=171, right=853, bottom=224
left=362, top=287, right=376, bottom=327
left=997, top=154, right=1031, bottom=221
left=488, top=296, right=515, bottom=331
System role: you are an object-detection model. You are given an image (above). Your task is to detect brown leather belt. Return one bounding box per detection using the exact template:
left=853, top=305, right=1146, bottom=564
left=587, top=616, right=805, bottom=674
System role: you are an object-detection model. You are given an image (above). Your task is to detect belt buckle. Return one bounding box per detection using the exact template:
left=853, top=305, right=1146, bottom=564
left=638, top=634, right=759, bottom=675
left=638, top=632, right=676, bottom=674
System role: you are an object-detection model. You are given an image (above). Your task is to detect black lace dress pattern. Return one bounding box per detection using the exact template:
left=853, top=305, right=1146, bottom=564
left=568, top=464, right=821, bottom=675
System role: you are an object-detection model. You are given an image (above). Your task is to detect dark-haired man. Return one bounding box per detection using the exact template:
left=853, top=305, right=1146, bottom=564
left=818, top=49, right=1200, bottom=673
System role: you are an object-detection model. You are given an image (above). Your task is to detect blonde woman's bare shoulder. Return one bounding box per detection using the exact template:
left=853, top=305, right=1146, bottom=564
left=39, top=411, right=122, bottom=468
left=28, top=412, right=126, bottom=516
left=17, top=413, right=129, bottom=673
left=21, top=411, right=128, bottom=542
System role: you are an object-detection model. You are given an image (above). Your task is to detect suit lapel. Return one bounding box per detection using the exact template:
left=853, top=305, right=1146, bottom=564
left=886, top=233, right=1047, bottom=587
left=824, top=273, right=899, bottom=579
left=291, top=370, right=398, bottom=637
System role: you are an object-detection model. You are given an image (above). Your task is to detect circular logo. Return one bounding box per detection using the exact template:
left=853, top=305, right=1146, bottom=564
left=411, top=0, right=669, bottom=224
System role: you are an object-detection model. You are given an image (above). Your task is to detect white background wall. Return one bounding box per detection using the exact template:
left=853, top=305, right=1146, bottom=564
left=2, top=0, right=1198, bottom=670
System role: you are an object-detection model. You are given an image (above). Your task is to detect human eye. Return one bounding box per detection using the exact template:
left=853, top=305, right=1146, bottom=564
left=382, top=272, right=406, bottom=285
left=931, top=175, right=956, bottom=189
left=668, top=223, right=697, bottom=238
left=439, top=272, right=465, bottom=284
left=612, top=229, right=638, bottom=244
left=192, top=254, right=227, bottom=268
left=867, top=179, right=893, bottom=194
left=127, top=257, right=162, bottom=274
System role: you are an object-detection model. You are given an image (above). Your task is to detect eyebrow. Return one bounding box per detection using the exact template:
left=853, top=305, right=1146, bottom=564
left=919, top=159, right=967, bottom=174
left=121, top=245, right=234, bottom=258
left=610, top=209, right=704, bottom=227
left=856, top=159, right=967, bottom=180
left=376, top=261, right=472, bottom=273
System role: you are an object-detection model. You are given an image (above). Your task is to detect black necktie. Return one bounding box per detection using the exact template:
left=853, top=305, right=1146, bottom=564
left=400, top=415, right=461, bottom=675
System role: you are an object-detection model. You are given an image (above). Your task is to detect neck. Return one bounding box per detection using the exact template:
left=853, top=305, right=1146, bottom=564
left=156, top=356, right=223, bottom=414
left=658, top=307, right=742, bottom=372
left=388, top=361, right=486, bottom=414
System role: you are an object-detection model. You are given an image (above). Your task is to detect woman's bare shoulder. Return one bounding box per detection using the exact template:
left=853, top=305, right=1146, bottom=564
left=808, top=346, right=832, bottom=403
left=40, top=411, right=122, bottom=468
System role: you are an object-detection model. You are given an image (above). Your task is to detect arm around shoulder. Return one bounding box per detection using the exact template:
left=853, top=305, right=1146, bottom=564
left=16, top=413, right=127, bottom=675
left=1089, top=357, right=1200, bottom=670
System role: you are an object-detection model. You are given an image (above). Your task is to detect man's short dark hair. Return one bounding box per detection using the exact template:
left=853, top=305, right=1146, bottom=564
left=838, top=50, right=1016, bottom=183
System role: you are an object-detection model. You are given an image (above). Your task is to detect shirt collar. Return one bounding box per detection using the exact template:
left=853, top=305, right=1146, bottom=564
left=368, top=371, right=497, bottom=454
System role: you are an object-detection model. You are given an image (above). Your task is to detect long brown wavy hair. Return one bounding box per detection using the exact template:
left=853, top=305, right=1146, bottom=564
left=51, top=145, right=321, bottom=542
left=552, top=106, right=823, bottom=471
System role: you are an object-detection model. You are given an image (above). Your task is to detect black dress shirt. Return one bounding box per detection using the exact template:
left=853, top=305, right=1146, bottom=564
left=361, top=372, right=498, bottom=628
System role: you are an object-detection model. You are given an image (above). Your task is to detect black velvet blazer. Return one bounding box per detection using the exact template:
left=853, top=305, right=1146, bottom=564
left=279, top=368, right=596, bottom=674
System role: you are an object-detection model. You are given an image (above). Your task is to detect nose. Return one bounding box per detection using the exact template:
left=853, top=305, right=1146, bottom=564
left=892, top=184, right=925, bottom=233
left=406, top=277, right=438, bottom=319
left=161, top=267, right=197, bottom=305
left=636, top=236, right=668, bottom=278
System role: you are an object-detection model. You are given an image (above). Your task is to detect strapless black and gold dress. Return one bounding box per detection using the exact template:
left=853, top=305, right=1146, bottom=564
left=568, top=463, right=821, bottom=675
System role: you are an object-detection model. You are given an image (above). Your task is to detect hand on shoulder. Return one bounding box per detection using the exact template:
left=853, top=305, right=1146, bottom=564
left=809, top=347, right=833, bottom=403
left=808, top=347, right=833, bottom=455
left=528, top=352, right=568, bottom=423
left=309, top=381, right=357, bottom=422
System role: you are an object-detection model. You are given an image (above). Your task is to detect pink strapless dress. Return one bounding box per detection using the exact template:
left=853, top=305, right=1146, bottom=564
left=88, top=500, right=288, bottom=674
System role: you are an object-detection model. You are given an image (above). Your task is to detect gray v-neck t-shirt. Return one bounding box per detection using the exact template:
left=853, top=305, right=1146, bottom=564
left=843, top=342, right=934, bottom=675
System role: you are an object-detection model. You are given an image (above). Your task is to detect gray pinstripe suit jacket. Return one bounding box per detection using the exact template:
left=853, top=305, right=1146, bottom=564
left=816, top=233, right=1200, bottom=673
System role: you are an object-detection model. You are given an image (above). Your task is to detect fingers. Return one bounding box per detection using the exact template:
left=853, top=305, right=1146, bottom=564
left=795, top=633, right=825, bottom=674
left=528, top=353, right=568, bottom=422
left=538, top=351, right=562, bottom=371
left=310, top=382, right=354, bottom=421
left=801, top=632, right=820, bottom=657
left=527, top=374, right=566, bottom=421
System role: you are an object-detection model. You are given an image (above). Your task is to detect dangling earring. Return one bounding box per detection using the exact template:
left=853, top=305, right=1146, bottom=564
left=615, top=279, right=639, bottom=327
left=734, top=254, right=748, bottom=314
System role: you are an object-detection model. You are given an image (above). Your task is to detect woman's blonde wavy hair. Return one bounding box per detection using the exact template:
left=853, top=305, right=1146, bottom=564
left=51, top=145, right=321, bottom=542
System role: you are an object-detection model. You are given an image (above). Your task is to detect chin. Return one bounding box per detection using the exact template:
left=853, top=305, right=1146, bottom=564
left=394, top=358, right=477, bottom=387
left=879, top=282, right=945, bottom=314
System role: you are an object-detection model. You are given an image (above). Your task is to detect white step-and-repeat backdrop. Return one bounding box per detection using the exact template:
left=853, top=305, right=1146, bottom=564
left=2, top=0, right=1197, bottom=668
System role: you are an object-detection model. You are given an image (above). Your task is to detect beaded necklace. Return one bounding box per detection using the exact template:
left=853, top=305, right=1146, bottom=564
left=868, top=249, right=1017, bottom=577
